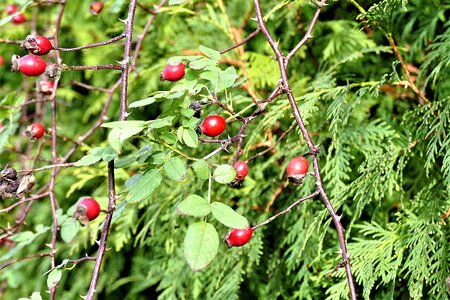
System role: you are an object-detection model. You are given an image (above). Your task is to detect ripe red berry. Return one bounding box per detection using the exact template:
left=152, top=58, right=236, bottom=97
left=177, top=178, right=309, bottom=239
left=11, top=13, right=26, bottom=24
left=89, top=1, right=104, bottom=15
left=25, top=123, right=45, bottom=140
left=12, top=54, right=47, bottom=77
left=234, top=161, right=248, bottom=180
left=5, top=4, right=17, bottom=15
left=74, top=197, right=101, bottom=224
left=200, top=115, right=226, bottom=137
left=0, top=55, right=4, bottom=66
left=23, top=35, right=53, bottom=56
left=160, top=62, right=186, bottom=82
left=225, top=228, right=253, bottom=247
left=39, top=80, right=55, bottom=95
left=286, top=156, right=309, bottom=185
left=286, top=156, right=309, bottom=176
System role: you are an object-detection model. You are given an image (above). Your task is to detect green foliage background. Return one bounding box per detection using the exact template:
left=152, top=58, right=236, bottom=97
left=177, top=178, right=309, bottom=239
left=0, top=0, right=449, bottom=299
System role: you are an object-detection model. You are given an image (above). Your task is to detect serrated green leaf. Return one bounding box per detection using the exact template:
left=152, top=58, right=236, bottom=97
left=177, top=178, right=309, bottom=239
left=183, top=222, right=219, bottom=271
left=128, top=170, right=162, bottom=203
left=74, top=154, right=101, bottom=167
left=47, top=269, right=62, bottom=290
left=199, top=45, right=221, bottom=61
left=210, top=202, right=249, bottom=229
left=183, top=128, right=199, bottom=148
left=177, top=194, right=211, bottom=217
left=189, top=57, right=216, bottom=70
left=149, top=116, right=174, bottom=129
left=191, top=160, right=210, bottom=180
left=108, top=126, right=144, bottom=153
left=129, top=97, right=158, bottom=108
left=213, top=164, right=236, bottom=184
left=164, top=157, right=187, bottom=181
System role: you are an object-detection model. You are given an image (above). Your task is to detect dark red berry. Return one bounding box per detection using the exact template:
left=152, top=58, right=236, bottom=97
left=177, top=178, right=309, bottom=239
left=89, top=1, right=104, bottom=15
left=286, top=156, right=309, bottom=176
left=12, top=54, right=47, bottom=77
left=5, top=4, right=17, bottom=15
left=74, top=197, right=101, bottom=224
left=160, top=62, right=186, bottom=82
left=39, top=80, right=55, bottom=95
left=234, top=161, right=248, bottom=180
left=286, top=156, right=309, bottom=185
left=225, top=228, right=253, bottom=247
left=25, top=123, right=45, bottom=140
left=23, top=35, right=53, bottom=56
left=11, top=13, right=26, bottom=24
left=200, top=115, right=226, bottom=137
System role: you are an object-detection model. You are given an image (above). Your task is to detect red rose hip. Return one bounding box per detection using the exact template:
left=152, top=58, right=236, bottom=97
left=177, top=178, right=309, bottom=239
left=89, top=1, right=104, bottom=15
left=286, top=156, right=309, bottom=185
left=11, top=13, right=26, bottom=24
left=225, top=228, right=253, bottom=247
left=160, top=62, right=186, bottom=82
left=5, top=4, right=17, bottom=15
left=200, top=115, right=226, bottom=137
left=23, top=35, right=53, bottom=56
left=12, top=54, right=47, bottom=77
left=25, top=123, right=45, bottom=140
left=234, top=161, right=248, bottom=180
left=74, top=197, right=101, bottom=224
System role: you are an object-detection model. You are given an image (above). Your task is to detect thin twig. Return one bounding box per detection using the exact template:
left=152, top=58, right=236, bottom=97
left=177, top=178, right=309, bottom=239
left=56, top=34, right=126, bottom=51
left=253, top=1, right=357, bottom=298
left=85, top=1, right=138, bottom=298
left=252, top=191, right=319, bottom=230
left=220, top=28, right=261, bottom=54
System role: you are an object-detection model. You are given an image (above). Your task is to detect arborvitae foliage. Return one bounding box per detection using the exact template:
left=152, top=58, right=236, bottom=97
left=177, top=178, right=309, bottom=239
left=0, top=1, right=449, bottom=299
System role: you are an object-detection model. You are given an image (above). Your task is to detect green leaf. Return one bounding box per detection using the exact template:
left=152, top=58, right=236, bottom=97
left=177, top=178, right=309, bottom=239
left=182, top=128, right=199, bottom=148
left=128, top=170, right=162, bottom=203
left=183, top=222, right=219, bottom=271
left=199, top=45, right=221, bottom=61
left=210, top=202, right=249, bottom=229
left=74, top=154, right=101, bottom=167
left=91, top=146, right=117, bottom=162
left=177, top=194, right=211, bottom=217
left=149, top=116, right=175, bottom=129
left=31, top=292, right=43, bottom=300
left=217, top=67, right=239, bottom=92
left=108, top=126, right=144, bottom=153
left=189, top=57, right=216, bottom=70
left=169, top=0, right=187, bottom=5
left=164, top=157, right=187, bottom=181
left=191, top=160, right=210, bottom=180
left=129, top=97, right=158, bottom=108
left=213, top=164, right=236, bottom=184
left=60, top=220, right=79, bottom=243
left=47, top=269, right=62, bottom=290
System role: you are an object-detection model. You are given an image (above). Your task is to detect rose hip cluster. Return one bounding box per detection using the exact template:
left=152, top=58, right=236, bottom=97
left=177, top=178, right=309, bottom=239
left=11, top=34, right=53, bottom=77
left=160, top=61, right=311, bottom=248
left=6, top=4, right=26, bottom=24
